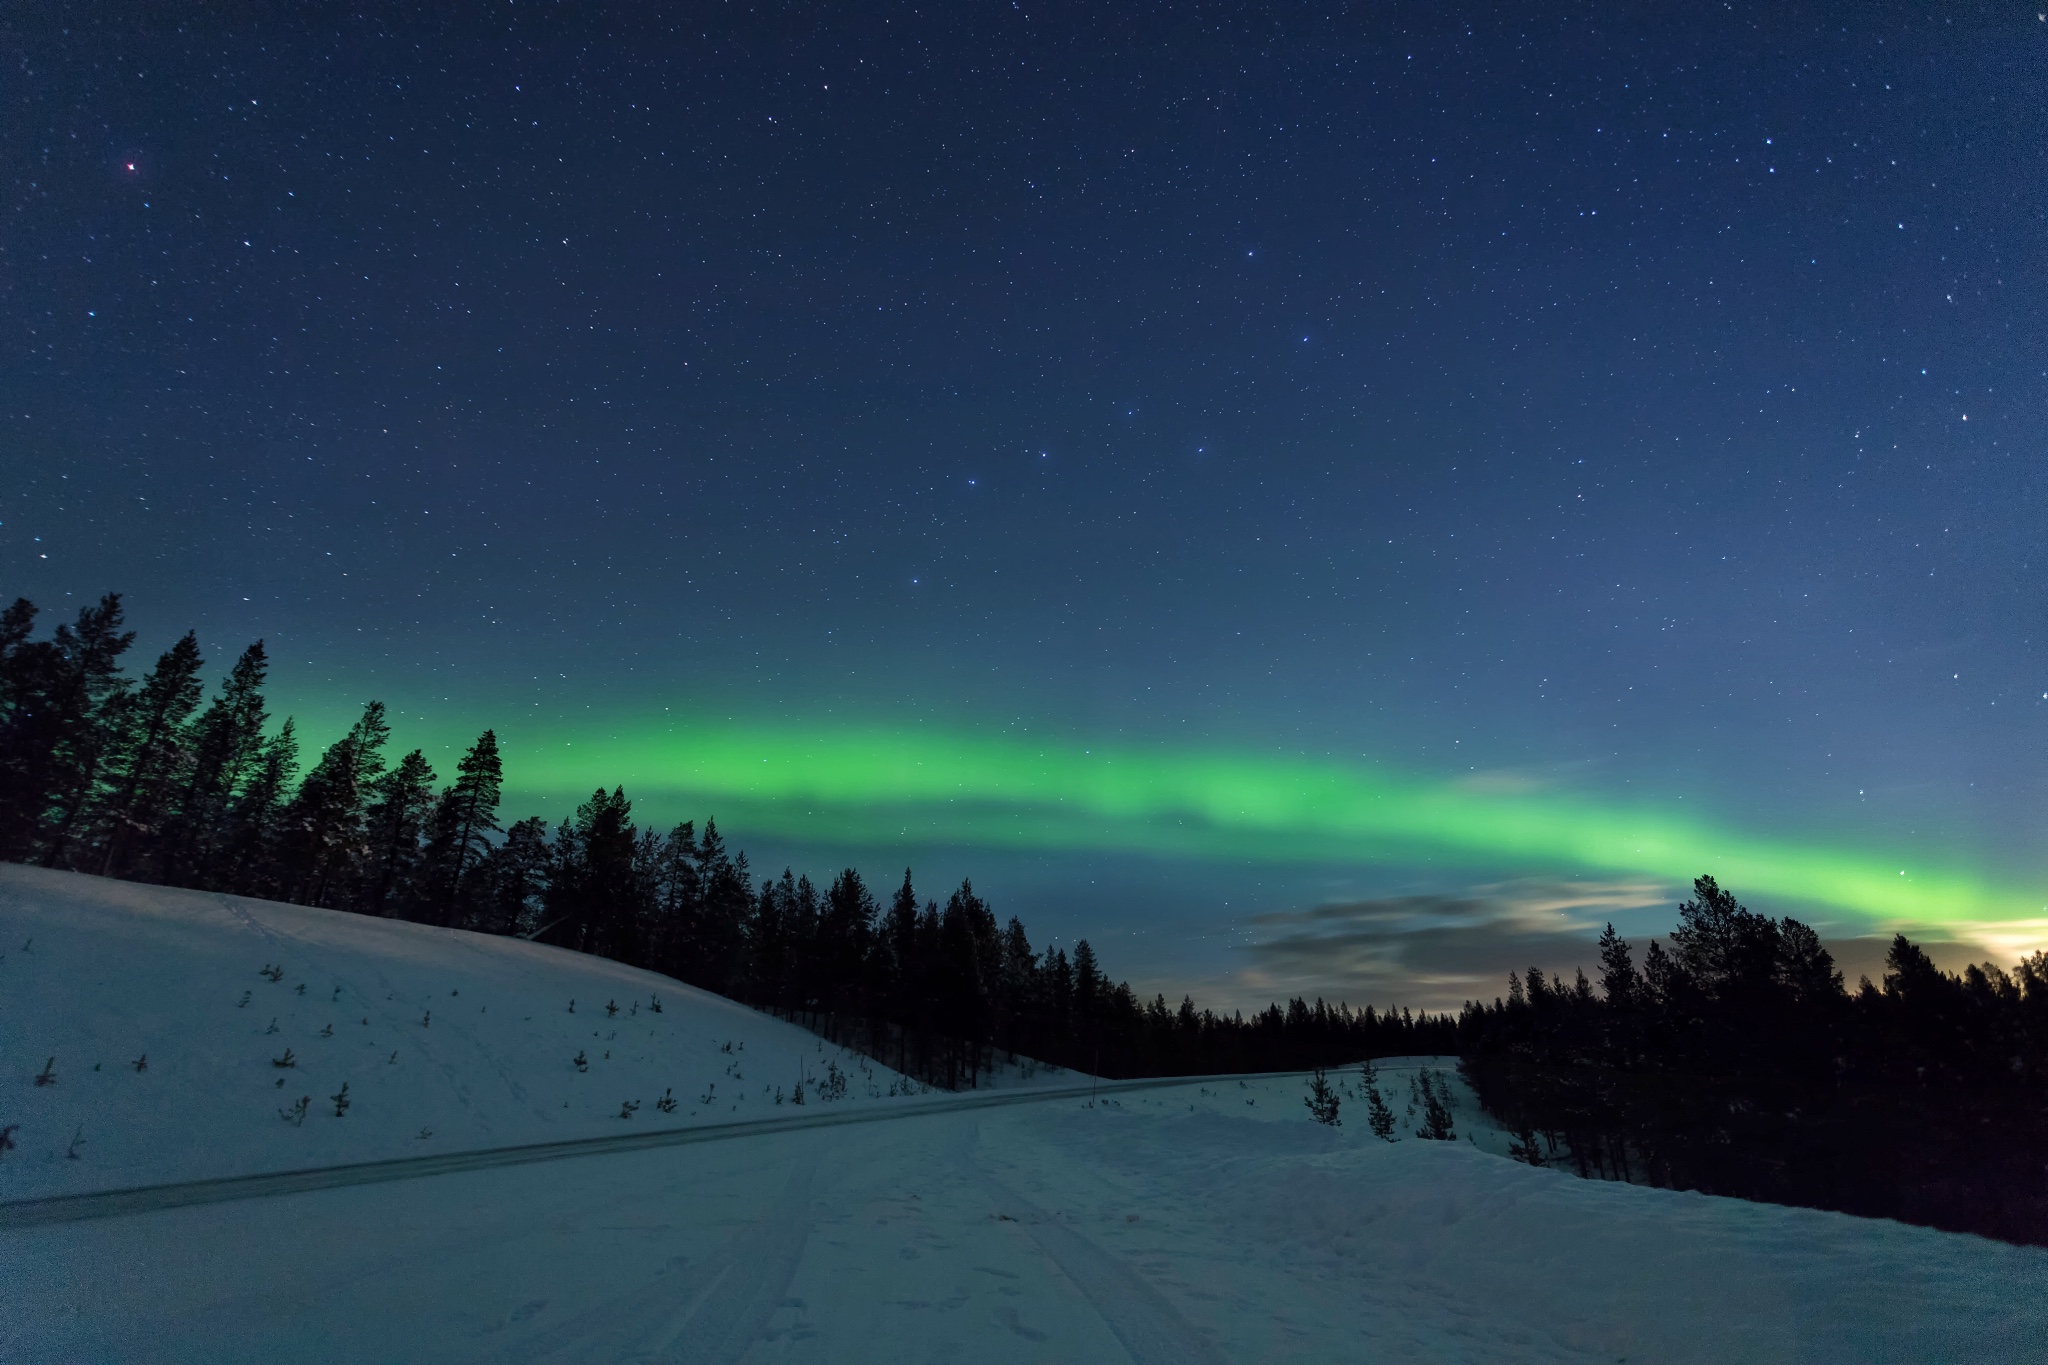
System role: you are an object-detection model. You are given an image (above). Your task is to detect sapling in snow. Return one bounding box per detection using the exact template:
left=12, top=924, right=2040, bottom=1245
left=331, top=1082, right=351, bottom=1117
left=618, top=1099, right=640, bottom=1119
left=573, top=1050, right=589, bottom=1072
left=656, top=1088, right=677, bottom=1114
left=132, top=1053, right=147, bottom=1072
left=34, top=1057, right=55, bottom=1086
left=606, top=1000, right=619, bottom=1018
left=1417, top=1072, right=1457, bottom=1141
left=272, top=1048, right=296, bottom=1068
left=294, top=982, right=306, bottom=995
left=238, top=990, right=251, bottom=1008
left=320, top=1023, right=333, bottom=1037
left=648, top=994, right=662, bottom=1013
left=1365, top=1086, right=1398, bottom=1142
left=65, top=1126, right=85, bottom=1159
left=0, top=1124, right=17, bottom=1155
left=264, top=1017, right=279, bottom=1035
left=1303, top=1068, right=1342, bottom=1126
left=279, top=1095, right=310, bottom=1126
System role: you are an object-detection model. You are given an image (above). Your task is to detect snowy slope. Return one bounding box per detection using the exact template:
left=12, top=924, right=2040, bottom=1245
left=0, top=864, right=927, bottom=1200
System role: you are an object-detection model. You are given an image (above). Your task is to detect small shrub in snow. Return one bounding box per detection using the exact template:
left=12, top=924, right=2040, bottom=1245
left=294, top=982, right=306, bottom=995
left=320, top=1023, right=333, bottom=1038
left=656, top=1088, right=677, bottom=1114
left=330, top=1082, right=351, bottom=1118
left=573, top=1050, right=589, bottom=1072
left=1303, top=1068, right=1342, bottom=1126
left=789, top=1082, right=804, bottom=1106
left=264, top=1017, right=279, bottom=1035
left=66, top=1126, right=85, bottom=1159
left=700, top=1082, right=717, bottom=1105
left=421, top=1010, right=431, bottom=1028
left=618, top=1099, right=640, bottom=1119
left=820, top=1061, right=848, bottom=1101
left=648, top=995, right=662, bottom=1013
left=1417, top=1072, right=1457, bottom=1141
left=567, top=999, right=575, bottom=1013
left=272, top=1048, right=296, bottom=1069
left=260, top=964, right=284, bottom=982
left=0, top=1124, right=17, bottom=1155
left=238, top=991, right=251, bottom=1008
left=387, top=1050, right=398, bottom=1064
left=1365, top=1086, right=1398, bottom=1142
left=132, top=1053, right=147, bottom=1072
left=279, top=1095, right=310, bottom=1126
left=34, top=1057, right=55, bottom=1087
left=418, top=1127, right=433, bottom=1140
left=605, top=1000, right=619, bottom=1018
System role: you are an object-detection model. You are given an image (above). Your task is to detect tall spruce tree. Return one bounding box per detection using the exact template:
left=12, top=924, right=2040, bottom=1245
left=94, top=631, right=206, bottom=877
left=420, top=729, right=503, bottom=925
left=363, top=749, right=438, bottom=916
left=164, top=641, right=270, bottom=887
left=3, top=595, right=135, bottom=864
left=283, top=702, right=390, bottom=906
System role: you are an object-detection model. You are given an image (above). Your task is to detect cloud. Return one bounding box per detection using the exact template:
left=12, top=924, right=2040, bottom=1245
left=1230, top=878, right=1669, bottom=1012
left=1210, top=879, right=2044, bottom=1015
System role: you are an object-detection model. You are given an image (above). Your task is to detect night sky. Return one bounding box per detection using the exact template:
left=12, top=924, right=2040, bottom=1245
left=6, top=4, right=2045, bottom=1008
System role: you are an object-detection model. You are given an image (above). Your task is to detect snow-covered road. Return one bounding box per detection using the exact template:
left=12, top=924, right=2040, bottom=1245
left=7, top=1076, right=2044, bottom=1364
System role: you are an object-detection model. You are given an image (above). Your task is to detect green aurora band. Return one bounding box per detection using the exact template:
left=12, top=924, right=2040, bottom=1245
left=483, top=718, right=2045, bottom=930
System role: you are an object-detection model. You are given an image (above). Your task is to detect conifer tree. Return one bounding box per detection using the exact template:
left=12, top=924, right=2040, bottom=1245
left=1365, top=1083, right=1398, bottom=1141
left=2, top=595, right=135, bottom=863
left=220, top=719, right=299, bottom=896
left=1304, top=1067, right=1341, bottom=1125
left=364, top=749, right=437, bottom=916
left=94, top=631, right=205, bottom=876
left=164, top=641, right=269, bottom=886
left=282, top=702, right=390, bottom=906
left=420, top=730, right=502, bottom=925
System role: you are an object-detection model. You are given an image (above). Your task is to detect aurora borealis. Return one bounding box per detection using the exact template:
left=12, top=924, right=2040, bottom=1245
left=492, top=716, right=2043, bottom=929
left=7, top=5, right=2046, bottom=1006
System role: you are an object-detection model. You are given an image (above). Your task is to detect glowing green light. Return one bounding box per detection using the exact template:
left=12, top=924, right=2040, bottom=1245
left=481, top=717, right=2043, bottom=928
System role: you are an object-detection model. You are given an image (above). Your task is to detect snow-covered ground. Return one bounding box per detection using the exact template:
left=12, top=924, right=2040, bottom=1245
left=4, top=867, right=2045, bottom=1362
left=0, top=864, right=939, bottom=1199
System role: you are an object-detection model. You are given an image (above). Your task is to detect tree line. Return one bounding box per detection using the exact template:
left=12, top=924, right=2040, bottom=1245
left=0, top=593, right=1456, bottom=1088
left=1459, top=874, right=2048, bottom=1246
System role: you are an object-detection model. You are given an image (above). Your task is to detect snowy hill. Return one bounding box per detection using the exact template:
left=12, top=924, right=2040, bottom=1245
left=0, top=864, right=926, bottom=1200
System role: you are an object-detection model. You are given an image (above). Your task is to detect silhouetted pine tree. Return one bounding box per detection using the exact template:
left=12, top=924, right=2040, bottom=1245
left=163, top=641, right=270, bottom=888
left=282, top=702, right=390, bottom=906
left=363, top=749, right=437, bottom=916
left=92, top=631, right=205, bottom=877
left=0, top=595, right=134, bottom=862
left=419, top=729, right=502, bottom=925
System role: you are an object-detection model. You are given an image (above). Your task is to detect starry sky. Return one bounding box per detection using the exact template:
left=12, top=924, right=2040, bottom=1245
left=6, top=3, right=2046, bottom=1008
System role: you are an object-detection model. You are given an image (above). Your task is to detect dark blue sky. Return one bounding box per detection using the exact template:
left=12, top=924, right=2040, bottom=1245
left=6, top=3, right=2045, bottom=1004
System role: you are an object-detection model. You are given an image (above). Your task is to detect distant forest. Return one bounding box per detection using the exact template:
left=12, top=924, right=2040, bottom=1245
left=1462, top=876, right=2048, bottom=1245
left=0, top=593, right=1456, bottom=1088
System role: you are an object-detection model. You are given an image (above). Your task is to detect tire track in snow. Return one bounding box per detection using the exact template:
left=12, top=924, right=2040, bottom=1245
left=481, top=1157, right=817, bottom=1365
left=0, top=1071, right=1314, bottom=1229
left=968, top=1133, right=1231, bottom=1365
